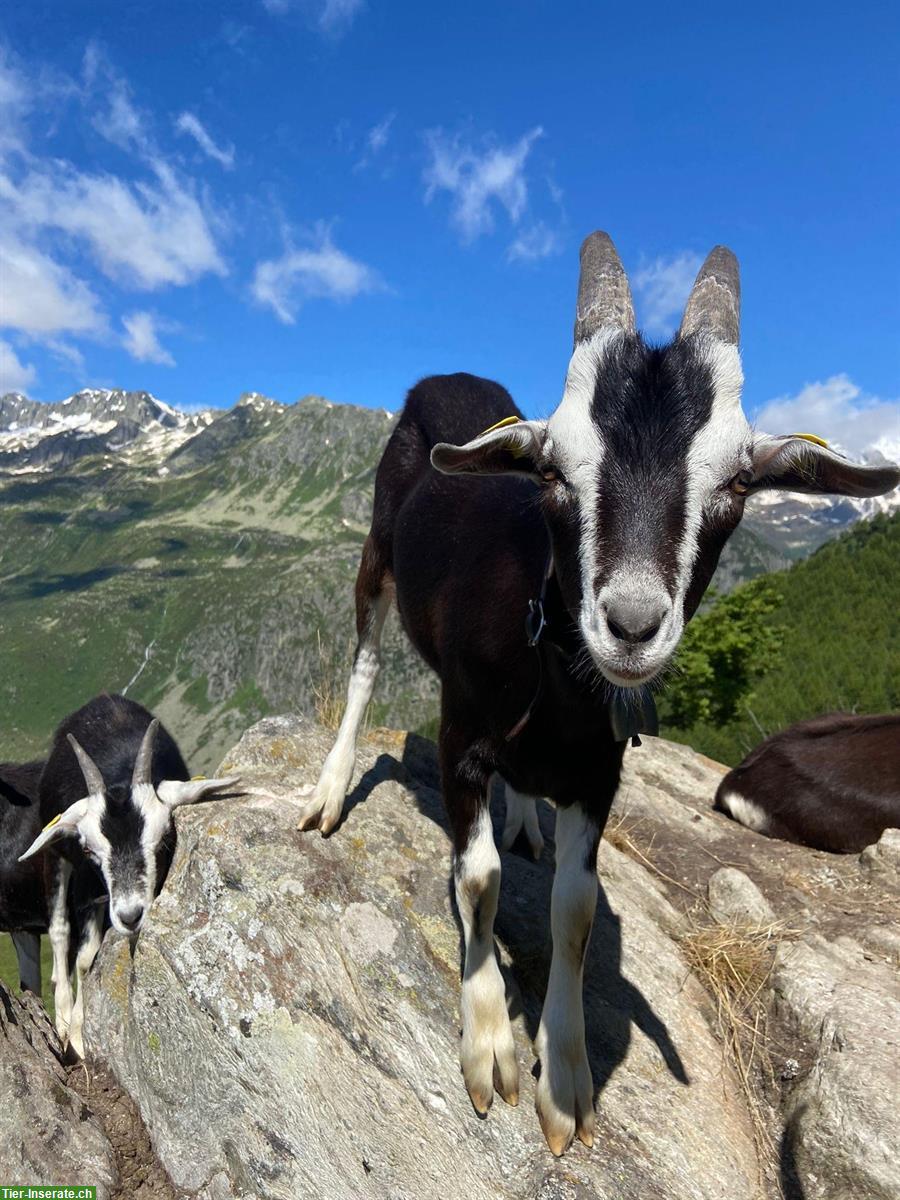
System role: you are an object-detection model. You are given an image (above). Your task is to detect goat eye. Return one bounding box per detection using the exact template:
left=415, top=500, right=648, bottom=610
left=539, top=464, right=566, bottom=485
left=730, top=469, right=754, bottom=496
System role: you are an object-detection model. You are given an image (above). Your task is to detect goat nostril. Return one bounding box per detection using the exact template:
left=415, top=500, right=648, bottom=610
left=604, top=602, right=666, bottom=645
left=606, top=616, right=630, bottom=642
left=633, top=620, right=662, bottom=644
left=118, top=907, right=144, bottom=932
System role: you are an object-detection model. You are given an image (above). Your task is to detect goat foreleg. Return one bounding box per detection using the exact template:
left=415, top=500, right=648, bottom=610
left=68, top=903, right=105, bottom=1061
left=48, top=858, right=74, bottom=1047
left=535, top=803, right=600, bottom=1155
left=454, top=802, right=519, bottom=1113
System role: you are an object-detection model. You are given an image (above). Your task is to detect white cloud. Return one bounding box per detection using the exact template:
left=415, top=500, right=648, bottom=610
left=507, top=221, right=562, bottom=263
left=175, top=112, right=235, bottom=170
left=121, top=310, right=175, bottom=366
left=753, top=375, right=900, bottom=459
left=0, top=52, right=29, bottom=159
left=82, top=43, right=149, bottom=152
left=355, top=111, right=395, bottom=170
left=423, top=126, right=543, bottom=243
left=632, top=251, right=703, bottom=335
left=0, top=338, right=36, bottom=393
left=366, top=112, right=394, bottom=156
left=262, top=0, right=365, bottom=36
left=319, top=0, right=364, bottom=34
left=251, top=226, right=381, bottom=324
left=0, top=235, right=106, bottom=335
left=5, top=158, right=226, bottom=290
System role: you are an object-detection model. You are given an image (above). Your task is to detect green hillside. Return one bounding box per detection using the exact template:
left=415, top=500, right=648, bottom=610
left=0, top=394, right=782, bottom=774
left=660, top=511, right=900, bottom=764
left=0, top=397, right=438, bottom=773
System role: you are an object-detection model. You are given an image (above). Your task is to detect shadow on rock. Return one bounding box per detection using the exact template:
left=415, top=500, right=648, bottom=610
left=780, top=1110, right=808, bottom=1200
left=399, top=732, right=688, bottom=1105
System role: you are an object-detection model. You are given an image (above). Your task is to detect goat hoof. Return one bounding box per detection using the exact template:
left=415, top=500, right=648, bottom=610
left=535, top=1044, right=595, bottom=1156
left=296, top=793, right=342, bottom=835
left=461, top=1022, right=519, bottom=1117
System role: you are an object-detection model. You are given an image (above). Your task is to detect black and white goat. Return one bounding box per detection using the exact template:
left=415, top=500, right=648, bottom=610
left=715, top=711, right=900, bottom=852
left=299, top=232, right=900, bottom=1154
left=0, top=761, right=46, bottom=995
left=2, top=693, right=236, bottom=1057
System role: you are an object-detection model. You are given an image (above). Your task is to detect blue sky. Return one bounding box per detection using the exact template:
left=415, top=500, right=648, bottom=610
left=1, top=0, right=898, bottom=453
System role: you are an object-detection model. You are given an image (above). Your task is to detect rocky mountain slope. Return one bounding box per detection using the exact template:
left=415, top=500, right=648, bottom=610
left=0, top=388, right=894, bottom=771
left=3, top=719, right=896, bottom=1199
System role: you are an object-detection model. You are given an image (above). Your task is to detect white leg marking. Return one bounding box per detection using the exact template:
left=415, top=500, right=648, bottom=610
left=501, top=783, right=545, bottom=859
left=298, top=591, right=391, bottom=835
left=719, top=790, right=771, bottom=834
left=68, top=905, right=104, bottom=1061
left=536, top=804, right=598, bottom=1155
left=11, top=932, right=41, bottom=994
left=456, top=806, right=519, bottom=1113
left=48, top=859, right=74, bottom=1046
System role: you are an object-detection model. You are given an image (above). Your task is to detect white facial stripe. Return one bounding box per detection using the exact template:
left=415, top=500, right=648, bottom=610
left=134, top=781, right=175, bottom=905
left=676, top=338, right=749, bottom=598
left=548, top=328, right=620, bottom=626
left=76, top=793, right=113, bottom=877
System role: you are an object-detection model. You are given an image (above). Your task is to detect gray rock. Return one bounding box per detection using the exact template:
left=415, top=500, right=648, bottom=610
left=859, top=828, right=900, bottom=881
left=707, top=867, right=776, bottom=926
left=0, top=982, right=117, bottom=1195
left=616, top=735, right=728, bottom=844
left=772, top=935, right=900, bottom=1200
left=84, top=716, right=761, bottom=1200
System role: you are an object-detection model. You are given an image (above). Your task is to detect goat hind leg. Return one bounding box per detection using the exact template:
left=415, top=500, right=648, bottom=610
left=298, top=543, right=392, bottom=835
left=11, top=931, right=41, bottom=995
left=501, top=782, right=545, bottom=859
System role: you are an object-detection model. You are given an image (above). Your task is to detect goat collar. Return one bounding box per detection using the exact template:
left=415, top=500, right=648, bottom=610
left=505, top=554, right=659, bottom=747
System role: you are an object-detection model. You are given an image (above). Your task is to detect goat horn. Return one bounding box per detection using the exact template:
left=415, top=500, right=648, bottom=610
left=573, top=231, right=635, bottom=345
left=67, top=734, right=105, bottom=796
left=132, top=718, right=159, bottom=789
left=679, top=245, right=741, bottom=344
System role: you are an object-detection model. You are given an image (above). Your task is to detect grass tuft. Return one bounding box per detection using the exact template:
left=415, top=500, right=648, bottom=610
left=680, top=918, right=796, bottom=1195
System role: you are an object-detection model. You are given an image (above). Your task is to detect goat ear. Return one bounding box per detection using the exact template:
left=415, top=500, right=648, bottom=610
left=157, top=776, right=241, bottom=808
left=431, top=418, right=546, bottom=478
left=18, top=798, right=89, bottom=862
left=749, top=433, right=900, bottom=498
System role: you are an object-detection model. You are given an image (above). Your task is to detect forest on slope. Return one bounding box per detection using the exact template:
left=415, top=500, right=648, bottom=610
left=660, top=511, right=900, bottom=764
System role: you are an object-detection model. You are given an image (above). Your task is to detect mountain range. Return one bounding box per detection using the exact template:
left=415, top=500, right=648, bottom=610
left=0, top=387, right=895, bottom=772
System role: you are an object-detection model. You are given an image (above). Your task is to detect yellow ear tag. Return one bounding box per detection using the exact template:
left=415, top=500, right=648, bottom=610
left=478, top=414, right=520, bottom=437
left=43, top=813, right=63, bottom=832
left=791, top=432, right=829, bottom=448
left=191, top=775, right=207, bottom=782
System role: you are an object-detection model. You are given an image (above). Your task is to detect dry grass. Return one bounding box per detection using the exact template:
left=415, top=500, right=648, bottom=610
left=680, top=918, right=796, bottom=1194
left=604, top=811, right=701, bottom=899
left=312, top=631, right=352, bottom=732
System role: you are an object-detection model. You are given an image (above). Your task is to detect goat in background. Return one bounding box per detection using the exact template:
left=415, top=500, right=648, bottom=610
left=716, top=711, right=900, bottom=852
left=2, top=693, right=236, bottom=1058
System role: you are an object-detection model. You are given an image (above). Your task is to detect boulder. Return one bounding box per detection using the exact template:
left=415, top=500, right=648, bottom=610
left=84, top=716, right=762, bottom=1200
left=859, top=827, right=900, bottom=881
left=707, top=867, right=776, bottom=927
left=0, top=981, right=117, bottom=1196
left=772, top=934, right=900, bottom=1200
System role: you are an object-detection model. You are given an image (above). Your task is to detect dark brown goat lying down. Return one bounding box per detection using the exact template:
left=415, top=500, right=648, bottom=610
left=715, top=711, right=900, bottom=853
